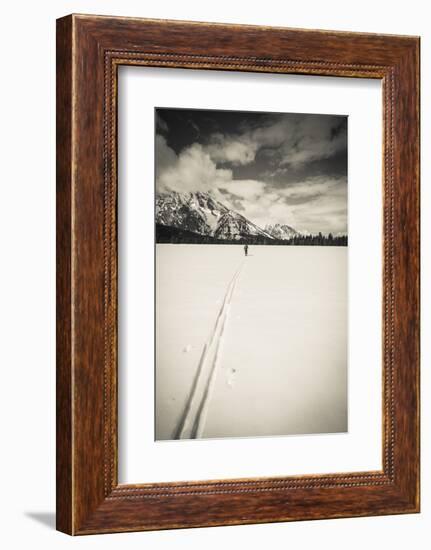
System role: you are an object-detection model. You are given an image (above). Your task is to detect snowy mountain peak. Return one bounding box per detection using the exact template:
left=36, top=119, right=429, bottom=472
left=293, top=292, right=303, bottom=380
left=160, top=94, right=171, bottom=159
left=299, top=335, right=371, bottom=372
left=156, top=190, right=279, bottom=242
left=265, top=223, right=299, bottom=240
left=156, top=191, right=228, bottom=237
left=214, top=210, right=274, bottom=241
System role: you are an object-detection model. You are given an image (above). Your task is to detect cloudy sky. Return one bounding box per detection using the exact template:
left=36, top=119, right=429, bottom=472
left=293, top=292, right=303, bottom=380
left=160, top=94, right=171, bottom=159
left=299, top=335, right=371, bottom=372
left=155, top=108, right=347, bottom=235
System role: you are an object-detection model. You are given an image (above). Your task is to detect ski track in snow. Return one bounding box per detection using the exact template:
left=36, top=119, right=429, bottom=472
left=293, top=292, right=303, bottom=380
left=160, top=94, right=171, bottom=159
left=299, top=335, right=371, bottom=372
left=173, top=258, right=245, bottom=439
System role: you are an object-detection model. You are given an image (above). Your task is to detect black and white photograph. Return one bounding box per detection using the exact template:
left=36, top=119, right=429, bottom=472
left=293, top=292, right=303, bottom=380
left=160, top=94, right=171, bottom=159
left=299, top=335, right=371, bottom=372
left=1, top=1, right=423, bottom=544
left=155, top=107, right=348, bottom=441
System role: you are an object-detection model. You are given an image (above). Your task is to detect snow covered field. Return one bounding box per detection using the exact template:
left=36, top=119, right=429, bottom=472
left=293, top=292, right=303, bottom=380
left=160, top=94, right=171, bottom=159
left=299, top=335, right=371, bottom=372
left=156, top=244, right=347, bottom=440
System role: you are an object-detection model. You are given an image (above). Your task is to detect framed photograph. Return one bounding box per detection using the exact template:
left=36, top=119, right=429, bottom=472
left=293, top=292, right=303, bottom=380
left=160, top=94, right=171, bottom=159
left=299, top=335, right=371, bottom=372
left=56, top=14, right=420, bottom=535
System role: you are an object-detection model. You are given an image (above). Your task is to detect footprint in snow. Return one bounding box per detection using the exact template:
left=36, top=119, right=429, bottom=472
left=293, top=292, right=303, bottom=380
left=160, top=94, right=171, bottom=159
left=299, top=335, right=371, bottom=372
left=227, top=368, right=237, bottom=388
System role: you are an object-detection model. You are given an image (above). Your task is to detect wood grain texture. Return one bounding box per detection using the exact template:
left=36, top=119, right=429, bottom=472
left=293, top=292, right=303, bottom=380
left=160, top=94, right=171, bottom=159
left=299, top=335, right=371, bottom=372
left=56, top=15, right=73, bottom=535
left=56, top=14, right=420, bottom=535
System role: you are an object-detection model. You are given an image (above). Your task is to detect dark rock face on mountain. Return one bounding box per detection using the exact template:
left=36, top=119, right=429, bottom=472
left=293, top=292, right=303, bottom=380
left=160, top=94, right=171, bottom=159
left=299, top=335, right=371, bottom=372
left=265, top=223, right=299, bottom=240
left=156, top=191, right=274, bottom=241
left=155, top=191, right=227, bottom=236
left=213, top=211, right=273, bottom=241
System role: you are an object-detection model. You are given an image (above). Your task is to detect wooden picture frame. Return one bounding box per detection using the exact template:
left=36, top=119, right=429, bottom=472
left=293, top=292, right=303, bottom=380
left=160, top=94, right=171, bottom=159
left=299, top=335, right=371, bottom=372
left=56, top=14, right=420, bottom=535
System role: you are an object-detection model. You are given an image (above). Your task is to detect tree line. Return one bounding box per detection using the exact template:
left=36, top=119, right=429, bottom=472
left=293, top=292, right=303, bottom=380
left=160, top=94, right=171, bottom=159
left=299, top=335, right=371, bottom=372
left=156, top=224, right=347, bottom=246
left=282, top=233, right=348, bottom=246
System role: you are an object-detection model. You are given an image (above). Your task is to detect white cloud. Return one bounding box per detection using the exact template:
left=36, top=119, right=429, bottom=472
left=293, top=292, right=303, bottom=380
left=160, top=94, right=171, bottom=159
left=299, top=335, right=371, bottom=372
left=236, top=192, right=296, bottom=231
left=279, top=176, right=348, bottom=234
left=204, top=115, right=346, bottom=169
left=221, top=179, right=266, bottom=198
left=156, top=141, right=232, bottom=193
left=205, top=134, right=257, bottom=165
left=219, top=176, right=347, bottom=233
left=279, top=175, right=346, bottom=200
left=155, top=115, right=348, bottom=235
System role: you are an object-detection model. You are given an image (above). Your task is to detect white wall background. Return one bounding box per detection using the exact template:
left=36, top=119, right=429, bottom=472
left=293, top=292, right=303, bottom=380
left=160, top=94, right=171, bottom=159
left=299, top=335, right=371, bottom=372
left=0, top=0, right=427, bottom=548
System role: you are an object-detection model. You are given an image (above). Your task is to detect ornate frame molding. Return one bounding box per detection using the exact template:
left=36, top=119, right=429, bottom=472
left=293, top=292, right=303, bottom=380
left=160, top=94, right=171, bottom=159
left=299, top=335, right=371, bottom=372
left=57, top=15, right=419, bottom=534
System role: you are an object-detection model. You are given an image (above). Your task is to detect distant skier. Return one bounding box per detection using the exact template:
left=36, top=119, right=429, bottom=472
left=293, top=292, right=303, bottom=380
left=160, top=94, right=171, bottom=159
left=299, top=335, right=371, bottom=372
left=244, top=244, right=249, bottom=256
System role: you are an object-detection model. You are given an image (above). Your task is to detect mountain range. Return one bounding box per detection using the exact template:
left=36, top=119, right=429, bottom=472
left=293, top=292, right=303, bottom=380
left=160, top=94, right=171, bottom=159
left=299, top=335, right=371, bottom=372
left=155, top=191, right=297, bottom=243
left=264, top=223, right=298, bottom=240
